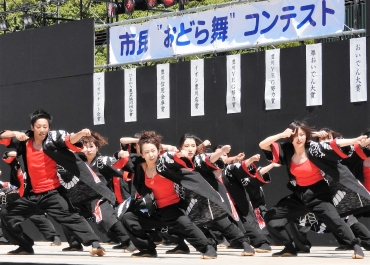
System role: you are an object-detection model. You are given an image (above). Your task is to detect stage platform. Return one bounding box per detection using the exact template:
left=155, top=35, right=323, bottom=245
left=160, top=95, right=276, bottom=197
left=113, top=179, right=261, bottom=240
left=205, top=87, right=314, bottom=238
left=0, top=242, right=368, bottom=265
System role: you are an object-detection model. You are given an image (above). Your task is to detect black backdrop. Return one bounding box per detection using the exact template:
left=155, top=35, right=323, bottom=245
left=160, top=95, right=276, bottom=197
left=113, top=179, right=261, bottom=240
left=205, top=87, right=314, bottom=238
left=0, top=18, right=369, bottom=245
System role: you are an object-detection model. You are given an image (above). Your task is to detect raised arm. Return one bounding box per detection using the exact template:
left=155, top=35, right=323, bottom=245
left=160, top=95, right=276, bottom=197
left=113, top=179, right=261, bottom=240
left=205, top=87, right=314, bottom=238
left=226, top=152, right=245, bottom=164
left=0, top=131, right=28, bottom=141
left=335, top=135, right=367, bottom=147
left=259, top=128, right=295, bottom=151
left=210, top=145, right=231, bottom=163
left=243, top=154, right=260, bottom=168
left=120, top=137, right=139, bottom=145
left=69, top=129, right=91, bottom=144
left=161, top=144, right=178, bottom=152
left=259, top=162, right=281, bottom=175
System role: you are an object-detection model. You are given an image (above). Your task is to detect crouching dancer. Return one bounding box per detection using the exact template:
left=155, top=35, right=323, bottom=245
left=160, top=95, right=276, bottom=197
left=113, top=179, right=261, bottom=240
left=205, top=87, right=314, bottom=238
left=121, top=131, right=218, bottom=259
left=0, top=109, right=105, bottom=256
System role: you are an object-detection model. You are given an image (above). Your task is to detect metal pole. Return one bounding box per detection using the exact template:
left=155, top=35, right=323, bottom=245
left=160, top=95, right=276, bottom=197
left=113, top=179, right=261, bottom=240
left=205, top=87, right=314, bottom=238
left=353, top=0, right=359, bottom=29
left=3, top=0, right=6, bottom=33
left=80, top=0, right=83, bottom=20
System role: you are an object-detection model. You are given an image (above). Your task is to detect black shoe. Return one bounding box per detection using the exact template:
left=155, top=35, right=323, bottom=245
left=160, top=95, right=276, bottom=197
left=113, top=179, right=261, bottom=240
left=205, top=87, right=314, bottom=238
left=241, top=242, right=255, bottom=256
left=296, top=248, right=310, bottom=253
left=255, top=242, right=271, bottom=253
left=201, top=245, right=217, bottom=259
left=162, top=240, right=176, bottom=246
left=7, top=246, right=34, bottom=255
left=123, top=242, right=137, bottom=253
left=166, top=244, right=190, bottom=254
left=62, top=245, right=84, bottom=251
left=335, top=245, right=352, bottom=251
left=352, top=244, right=364, bottom=259
left=272, top=247, right=297, bottom=257
left=131, top=249, right=157, bottom=258
left=113, top=243, right=127, bottom=249
left=217, top=238, right=230, bottom=248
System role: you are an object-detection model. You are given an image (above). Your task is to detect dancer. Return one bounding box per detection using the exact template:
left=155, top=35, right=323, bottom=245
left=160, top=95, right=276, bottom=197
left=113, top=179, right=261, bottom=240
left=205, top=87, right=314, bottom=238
left=121, top=131, right=218, bottom=259
left=169, top=134, right=255, bottom=256
left=259, top=120, right=367, bottom=259
left=1, top=151, right=62, bottom=246
left=215, top=147, right=279, bottom=252
left=0, top=109, right=105, bottom=256
left=64, top=131, right=136, bottom=252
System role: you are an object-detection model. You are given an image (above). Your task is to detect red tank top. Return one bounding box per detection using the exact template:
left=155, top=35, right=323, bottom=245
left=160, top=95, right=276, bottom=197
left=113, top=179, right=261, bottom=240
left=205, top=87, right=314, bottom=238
left=362, top=166, right=370, bottom=192
left=290, top=159, right=323, bottom=187
left=145, top=171, right=180, bottom=208
left=26, top=139, right=60, bottom=193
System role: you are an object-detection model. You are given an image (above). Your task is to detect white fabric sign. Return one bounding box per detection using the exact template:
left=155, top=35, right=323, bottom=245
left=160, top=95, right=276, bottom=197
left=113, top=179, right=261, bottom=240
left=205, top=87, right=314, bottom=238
left=124, top=68, right=137, bottom=122
left=93, top=72, right=105, bottom=125
left=110, top=0, right=344, bottom=65
left=265, top=49, right=281, bottom=110
left=226, top=54, right=241, bottom=113
left=306, top=43, right=323, bottom=106
left=191, top=59, right=204, bottom=116
left=157, top=63, right=170, bottom=119
left=350, top=37, right=367, bottom=102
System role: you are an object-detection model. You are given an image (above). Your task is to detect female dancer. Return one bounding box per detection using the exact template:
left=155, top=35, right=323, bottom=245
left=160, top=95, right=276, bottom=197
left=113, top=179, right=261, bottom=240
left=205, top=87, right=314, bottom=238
left=121, top=131, right=217, bottom=259
left=215, top=147, right=280, bottom=252
left=172, top=134, right=255, bottom=256
left=60, top=131, right=136, bottom=253
left=259, top=120, right=367, bottom=259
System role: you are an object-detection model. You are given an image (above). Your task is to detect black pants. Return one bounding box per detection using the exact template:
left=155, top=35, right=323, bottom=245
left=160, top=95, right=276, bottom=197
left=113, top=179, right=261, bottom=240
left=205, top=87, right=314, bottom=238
left=122, top=202, right=213, bottom=253
left=0, top=211, right=59, bottom=242
left=238, top=210, right=270, bottom=247
left=64, top=198, right=130, bottom=246
left=29, top=213, right=60, bottom=241
left=1, top=189, right=100, bottom=249
left=204, top=216, right=249, bottom=248
left=264, top=192, right=358, bottom=249
left=335, top=215, right=370, bottom=250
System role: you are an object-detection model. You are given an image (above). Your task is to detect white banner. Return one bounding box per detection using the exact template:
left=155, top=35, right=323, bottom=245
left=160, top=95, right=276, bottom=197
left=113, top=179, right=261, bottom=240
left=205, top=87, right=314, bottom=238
left=191, top=59, right=204, bottom=116
left=93, top=72, right=105, bottom=125
left=124, top=68, right=137, bottom=122
left=110, top=0, right=344, bottom=65
left=350, top=37, right=367, bottom=103
left=157, top=63, right=170, bottom=119
left=306, top=43, right=323, bottom=106
left=226, top=54, right=241, bottom=113
left=265, top=49, right=281, bottom=110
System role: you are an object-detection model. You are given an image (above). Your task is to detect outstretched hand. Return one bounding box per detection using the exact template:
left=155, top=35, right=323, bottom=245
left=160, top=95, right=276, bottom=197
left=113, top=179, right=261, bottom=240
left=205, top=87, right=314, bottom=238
left=249, top=154, right=261, bottom=162
left=117, top=150, right=130, bottom=159
left=14, top=131, right=29, bottom=141
left=280, top=128, right=295, bottom=138
left=78, top=129, right=91, bottom=137
left=220, top=145, right=231, bottom=154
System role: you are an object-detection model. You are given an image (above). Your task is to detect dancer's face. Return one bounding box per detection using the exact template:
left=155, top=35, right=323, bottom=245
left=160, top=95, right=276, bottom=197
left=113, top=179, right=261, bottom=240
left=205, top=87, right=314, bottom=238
left=292, top=128, right=306, bottom=149
left=181, top=138, right=197, bottom=159
left=141, top=143, right=159, bottom=165
left=31, top=118, right=50, bottom=142
left=83, top=141, right=98, bottom=159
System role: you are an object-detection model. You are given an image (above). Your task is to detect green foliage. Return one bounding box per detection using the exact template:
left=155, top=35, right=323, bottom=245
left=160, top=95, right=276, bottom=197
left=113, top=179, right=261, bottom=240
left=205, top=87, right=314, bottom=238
left=0, top=0, right=320, bottom=72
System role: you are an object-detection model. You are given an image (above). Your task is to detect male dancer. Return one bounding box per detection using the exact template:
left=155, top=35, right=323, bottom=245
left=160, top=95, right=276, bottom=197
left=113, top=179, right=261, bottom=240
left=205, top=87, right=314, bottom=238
left=0, top=109, right=105, bottom=256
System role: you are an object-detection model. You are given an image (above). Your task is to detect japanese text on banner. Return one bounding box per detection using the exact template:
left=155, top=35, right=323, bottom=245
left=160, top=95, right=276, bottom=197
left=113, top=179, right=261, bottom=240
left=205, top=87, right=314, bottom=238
left=93, top=73, right=105, bottom=125
left=110, top=0, right=344, bottom=65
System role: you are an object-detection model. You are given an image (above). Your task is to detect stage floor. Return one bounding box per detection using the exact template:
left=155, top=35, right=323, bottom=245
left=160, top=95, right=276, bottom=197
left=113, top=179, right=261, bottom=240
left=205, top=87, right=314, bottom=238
left=0, top=242, right=368, bottom=265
